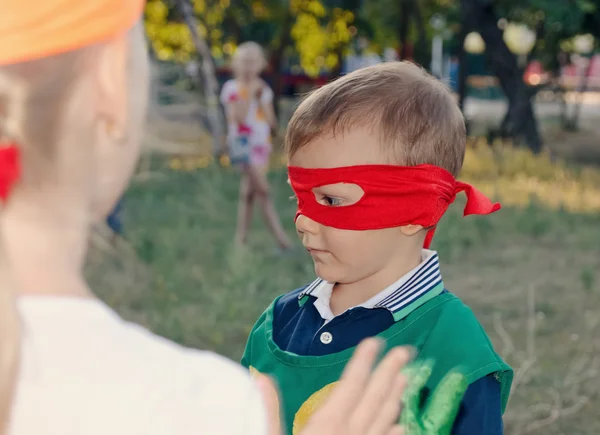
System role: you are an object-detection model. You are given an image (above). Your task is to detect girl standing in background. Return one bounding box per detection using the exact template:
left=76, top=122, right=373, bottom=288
left=220, top=42, right=293, bottom=251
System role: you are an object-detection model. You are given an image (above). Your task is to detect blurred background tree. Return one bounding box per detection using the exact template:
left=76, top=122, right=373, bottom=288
left=496, top=0, right=600, bottom=131
left=145, top=0, right=357, bottom=110
left=145, top=0, right=600, bottom=152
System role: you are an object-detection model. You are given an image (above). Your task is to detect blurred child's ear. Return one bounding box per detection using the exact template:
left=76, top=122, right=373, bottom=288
left=96, top=34, right=129, bottom=137
left=399, top=224, right=425, bottom=237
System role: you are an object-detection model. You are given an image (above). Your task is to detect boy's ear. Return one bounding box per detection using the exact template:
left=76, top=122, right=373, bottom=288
left=399, top=224, right=425, bottom=237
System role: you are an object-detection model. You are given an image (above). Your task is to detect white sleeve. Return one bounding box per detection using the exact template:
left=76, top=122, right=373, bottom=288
left=260, top=85, right=274, bottom=105
left=145, top=352, right=268, bottom=435
left=220, top=80, right=238, bottom=106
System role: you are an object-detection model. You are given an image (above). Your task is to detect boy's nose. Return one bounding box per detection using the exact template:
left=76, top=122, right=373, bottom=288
left=295, top=214, right=320, bottom=236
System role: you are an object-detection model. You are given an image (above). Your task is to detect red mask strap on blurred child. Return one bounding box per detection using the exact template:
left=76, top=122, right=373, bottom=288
left=288, top=164, right=501, bottom=248
left=0, top=144, right=21, bottom=203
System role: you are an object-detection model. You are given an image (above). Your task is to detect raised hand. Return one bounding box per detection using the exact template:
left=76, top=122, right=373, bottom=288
left=257, top=339, right=412, bottom=435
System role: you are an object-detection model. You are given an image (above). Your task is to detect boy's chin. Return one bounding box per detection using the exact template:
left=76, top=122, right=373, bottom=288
left=313, top=263, right=345, bottom=284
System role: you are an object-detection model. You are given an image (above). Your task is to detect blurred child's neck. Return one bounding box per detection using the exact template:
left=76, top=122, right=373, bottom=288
left=330, top=248, right=423, bottom=317
left=237, top=75, right=258, bottom=84
left=1, top=190, right=93, bottom=299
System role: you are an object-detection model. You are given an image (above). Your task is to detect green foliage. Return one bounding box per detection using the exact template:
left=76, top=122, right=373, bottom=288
left=144, top=0, right=355, bottom=76
left=290, top=0, right=354, bottom=76
left=361, top=0, right=400, bottom=49
left=360, top=0, right=459, bottom=52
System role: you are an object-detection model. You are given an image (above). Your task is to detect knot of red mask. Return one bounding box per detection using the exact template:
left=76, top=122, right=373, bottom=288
left=288, top=164, right=501, bottom=248
left=0, top=144, right=21, bottom=203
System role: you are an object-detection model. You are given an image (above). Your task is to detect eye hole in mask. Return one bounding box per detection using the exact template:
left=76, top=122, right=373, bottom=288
left=288, top=182, right=365, bottom=208
left=311, top=183, right=365, bottom=207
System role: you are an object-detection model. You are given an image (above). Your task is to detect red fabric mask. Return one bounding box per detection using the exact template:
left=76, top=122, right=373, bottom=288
left=0, top=144, right=21, bottom=203
left=288, top=164, right=500, bottom=248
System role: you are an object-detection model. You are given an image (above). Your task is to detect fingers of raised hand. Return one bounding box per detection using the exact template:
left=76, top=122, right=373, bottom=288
left=364, top=372, right=408, bottom=435
left=323, top=338, right=383, bottom=419
left=300, top=340, right=415, bottom=435
left=350, top=347, right=411, bottom=434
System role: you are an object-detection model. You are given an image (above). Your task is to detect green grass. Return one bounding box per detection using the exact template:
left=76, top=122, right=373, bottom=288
left=87, top=156, right=600, bottom=435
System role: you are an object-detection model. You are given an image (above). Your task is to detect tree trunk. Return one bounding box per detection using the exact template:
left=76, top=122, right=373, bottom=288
left=176, top=0, right=226, bottom=156
left=556, top=51, right=569, bottom=129
left=460, top=0, right=543, bottom=153
left=398, top=0, right=413, bottom=60
left=457, top=26, right=469, bottom=114
left=270, top=6, right=294, bottom=118
left=412, top=0, right=429, bottom=68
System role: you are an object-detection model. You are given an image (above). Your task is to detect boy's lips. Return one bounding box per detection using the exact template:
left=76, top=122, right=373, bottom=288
left=305, top=247, right=328, bottom=254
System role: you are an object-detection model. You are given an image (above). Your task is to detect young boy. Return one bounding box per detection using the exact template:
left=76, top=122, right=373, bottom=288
left=242, top=62, right=513, bottom=434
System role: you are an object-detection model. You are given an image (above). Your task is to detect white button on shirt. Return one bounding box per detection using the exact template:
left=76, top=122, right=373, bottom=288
left=320, top=332, right=333, bottom=344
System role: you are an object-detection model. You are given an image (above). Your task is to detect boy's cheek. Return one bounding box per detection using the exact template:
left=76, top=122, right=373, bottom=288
left=328, top=230, right=398, bottom=270
left=325, top=228, right=370, bottom=252
left=322, top=231, right=368, bottom=269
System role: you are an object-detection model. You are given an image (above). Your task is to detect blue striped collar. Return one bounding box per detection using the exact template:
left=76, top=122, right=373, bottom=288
left=298, top=250, right=444, bottom=322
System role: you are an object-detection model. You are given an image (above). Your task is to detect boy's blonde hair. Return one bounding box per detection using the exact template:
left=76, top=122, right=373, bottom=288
left=285, top=61, right=466, bottom=177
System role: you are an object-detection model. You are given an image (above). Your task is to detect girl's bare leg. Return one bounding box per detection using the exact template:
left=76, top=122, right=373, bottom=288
left=247, top=165, right=293, bottom=249
left=235, top=172, right=255, bottom=246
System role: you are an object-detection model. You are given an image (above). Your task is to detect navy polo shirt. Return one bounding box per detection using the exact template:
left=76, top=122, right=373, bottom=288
left=272, top=251, right=503, bottom=435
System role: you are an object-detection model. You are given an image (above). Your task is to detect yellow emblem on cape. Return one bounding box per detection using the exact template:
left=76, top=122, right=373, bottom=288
left=292, top=382, right=339, bottom=434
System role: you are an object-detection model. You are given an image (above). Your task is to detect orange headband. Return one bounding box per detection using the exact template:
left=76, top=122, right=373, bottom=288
left=0, top=0, right=145, bottom=65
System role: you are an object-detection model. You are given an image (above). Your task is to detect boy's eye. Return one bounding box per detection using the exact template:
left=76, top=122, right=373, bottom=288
left=322, top=195, right=343, bottom=206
